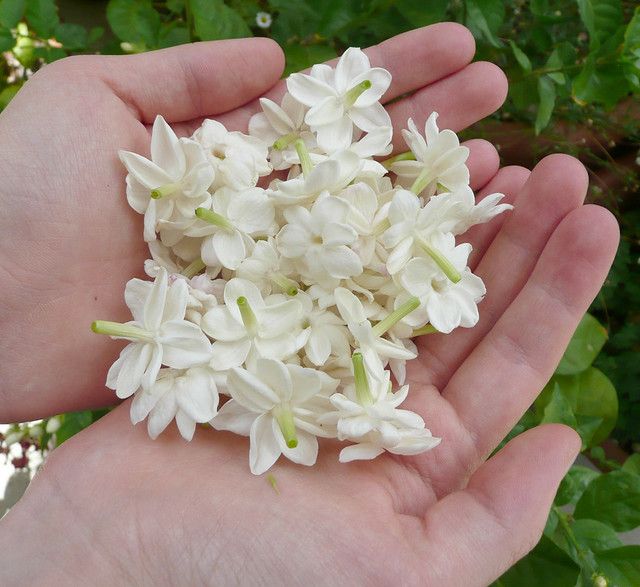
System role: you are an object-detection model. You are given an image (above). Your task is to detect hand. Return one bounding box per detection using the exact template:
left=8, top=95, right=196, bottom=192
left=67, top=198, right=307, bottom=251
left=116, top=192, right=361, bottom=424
left=0, top=25, right=618, bottom=585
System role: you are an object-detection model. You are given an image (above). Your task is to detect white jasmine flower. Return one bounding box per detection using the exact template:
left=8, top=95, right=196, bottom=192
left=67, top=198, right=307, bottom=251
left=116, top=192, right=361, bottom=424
left=248, top=95, right=315, bottom=170
left=255, top=11, right=272, bottom=28
left=319, top=354, right=440, bottom=462
left=130, top=366, right=219, bottom=441
left=201, top=278, right=303, bottom=370
left=211, top=358, right=326, bottom=474
left=392, top=113, right=469, bottom=197
left=287, top=47, right=392, bottom=151
left=443, top=186, right=513, bottom=235
left=381, top=189, right=460, bottom=277
left=119, top=115, right=215, bottom=242
left=185, top=187, right=276, bottom=270
left=297, top=292, right=351, bottom=366
left=333, top=287, right=416, bottom=374
left=94, top=269, right=213, bottom=399
left=193, top=119, right=271, bottom=190
left=277, top=196, right=363, bottom=280
left=267, top=150, right=362, bottom=206
left=236, top=238, right=298, bottom=296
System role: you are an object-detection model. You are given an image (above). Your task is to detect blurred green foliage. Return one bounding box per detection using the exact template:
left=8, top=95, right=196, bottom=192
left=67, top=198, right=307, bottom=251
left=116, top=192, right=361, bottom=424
left=0, top=1, right=639, bottom=583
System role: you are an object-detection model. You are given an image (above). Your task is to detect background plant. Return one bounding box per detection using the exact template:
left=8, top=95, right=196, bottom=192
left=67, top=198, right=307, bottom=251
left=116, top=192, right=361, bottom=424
left=0, top=0, right=638, bottom=584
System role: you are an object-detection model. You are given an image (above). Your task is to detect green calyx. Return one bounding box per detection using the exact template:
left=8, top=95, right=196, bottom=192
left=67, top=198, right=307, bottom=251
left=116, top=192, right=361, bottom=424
left=150, top=182, right=180, bottom=199
left=352, top=352, right=374, bottom=406
left=294, top=139, right=313, bottom=178
left=381, top=151, right=416, bottom=169
left=275, top=406, right=298, bottom=449
left=272, top=133, right=298, bottom=151
left=412, top=324, right=439, bottom=337
left=416, top=237, right=462, bottom=283
left=345, top=79, right=372, bottom=108
left=91, top=320, right=153, bottom=342
left=372, top=297, right=420, bottom=337
left=195, top=207, right=235, bottom=231
left=410, top=168, right=432, bottom=195
left=237, top=296, right=258, bottom=336
left=182, top=258, right=206, bottom=278
left=270, top=273, right=298, bottom=296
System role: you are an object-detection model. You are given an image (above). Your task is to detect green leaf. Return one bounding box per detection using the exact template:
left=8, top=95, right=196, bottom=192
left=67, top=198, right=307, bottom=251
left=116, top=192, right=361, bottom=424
left=269, top=0, right=321, bottom=44
left=574, top=470, right=640, bottom=531
left=315, top=0, right=355, bottom=38
left=166, top=0, right=185, bottom=13
left=87, top=26, right=104, bottom=45
left=0, top=0, right=25, bottom=28
left=106, top=0, right=161, bottom=46
left=545, top=48, right=566, bottom=85
left=557, top=314, right=608, bottom=375
left=55, top=410, right=94, bottom=445
left=25, top=0, right=59, bottom=37
left=465, top=0, right=504, bottom=48
left=537, top=368, right=618, bottom=447
left=509, top=40, right=531, bottom=72
left=284, top=43, right=336, bottom=76
left=541, top=382, right=577, bottom=428
left=54, top=23, right=88, bottom=50
left=555, top=465, right=601, bottom=506
left=0, top=83, right=20, bottom=110
left=622, top=454, right=640, bottom=475
left=571, top=519, right=623, bottom=553
left=395, top=0, right=448, bottom=28
left=595, top=546, right=640, bottom=586
left=534, top=75, right=555, bottom=134
left=158, top=24, right=189, bottom=48
left=576, top=0, right=623, bottom=50
left=0, top=24, right=13, bottom=51
left=496, top=536, right=579, bottom=586
left=190, top=0, right=251, bottom=40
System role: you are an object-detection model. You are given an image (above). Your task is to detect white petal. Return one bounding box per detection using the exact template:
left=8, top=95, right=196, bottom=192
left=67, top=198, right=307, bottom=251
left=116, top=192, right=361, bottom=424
left=211, top=399, right=257, bottom=436
left=210, top=339, right=252, bottom=370
left=351, top=68, right=392, bottom=107
left=287, top=73, right=335, bottom=106
left=118, top=151, right=172, bottom=190
left=334, top=287, right=367, bottom=323
left=286, top=364, right=322, bottom=403
left=256, top=358, right=292, bottom=402
left=175, top=410, right=197, bottom=441
left=322, top=222, right=358, bottom=247
left=212, top=230, right=246, bottom=270
left=339, top=443, right=384, bottom=462
left=151, top=115, right=185, bottom=179
left=305, top=330, right=331, bottom=365
left=249, top=414, right=281, bottom=475
left=115, top=343, right=153, bottom=399
left=315, top=116, right=353, bottom=152
left=158, top=320, right=212, bottom=367
left=227, top=367, right=280, bottom=412
left=201, top=306, right=245, bottom=341
left=147, top=391, right=178, bottom=439
left=335, top=47, right=370, bottom=92
left=320, top=245, right=362, bottom=279
left=349, top=102, right=391, bottom=133
left=130, top=387, right=163, bottom=424
left=305, top=96, right=344, bottom=127
left=277, top=424, right=318, bottom=466
left=259, top=97, right=294, bottom=135
left=175, top=368, right=219, bottom=422
left=124, top=279, right=151, bottom=323
left=144, top=268, right=168, bottom=330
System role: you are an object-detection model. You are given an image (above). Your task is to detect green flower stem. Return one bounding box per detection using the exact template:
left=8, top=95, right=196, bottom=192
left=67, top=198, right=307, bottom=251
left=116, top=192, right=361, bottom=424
left=275, top=407, right=298, bottom=449
left=91, top=320, right=153, bottom=342
left=352, top=352, right=374, bottom=406
left=150, top=182, right=180, bottom=199
left=410, top=167, right=433, bottom=195
left=182, top=258, right=205, bottom=278
left=272, top=133, right=298, bottom=150
left=416, top=236, right=462, bottom=283
left=270, top=273, right=298, bottom=296
left=552, top=506, right=601, bottom=580
left=195, top=207, right=234, bottom=231
left=237, top=296, right=258, bottom=336
left=345, top=79, right=372, bottom=108
left=381, top=151, right=416, bottom=169
left=412, top=324, right=439, bottom=336
left=294, top=139, right=313, bottom=178
left=372, top=297, right=420, bottom=337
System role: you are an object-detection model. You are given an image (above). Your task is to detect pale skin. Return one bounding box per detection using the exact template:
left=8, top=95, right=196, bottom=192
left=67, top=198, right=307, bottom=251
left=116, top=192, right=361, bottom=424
left=0, top=23, right=620, bottom=585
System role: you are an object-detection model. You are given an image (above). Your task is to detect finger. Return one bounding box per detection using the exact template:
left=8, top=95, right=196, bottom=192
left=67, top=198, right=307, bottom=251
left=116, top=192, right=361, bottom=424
left=464, top=139, right=501, bottom=191
left=68, top=39, right=286, bottom=123
left=417, top=155, right=587, bottom=390
left=416, top=425, right=580, bottom=586
left=444, top=204, right=619, bottom=457
left=385, top=61, right=507, bottom=147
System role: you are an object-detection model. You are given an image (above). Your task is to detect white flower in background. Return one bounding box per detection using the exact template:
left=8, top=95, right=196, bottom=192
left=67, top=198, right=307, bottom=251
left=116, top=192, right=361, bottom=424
left=287, top=47, right=392, bottom=151
left=119, top=115, right=215, bottom=242
left=94, top=268, right=213, bottom=399
left=249, top=95, right=315, bottom=170
left=201, top=278, right=303, bottom=370
left=277, top=196, right=363, bottom=280
left=267, top=149, right=362, bottom=206
left=130, top=366, right=219, bottom=441
left=319, top=354, right=440, bottom=462
left=211, top=358, right=326, bottom=474
left=184, top=187, right=276, bottom=270
left=255, top=11, right=272, bottom=28
left=193, top=119, right=271, bottom=190
left=236, top=238, right=298, bottom=296
left=334, top=287, right=416, bottom=374
left=392, top=113, right=469, bottom=197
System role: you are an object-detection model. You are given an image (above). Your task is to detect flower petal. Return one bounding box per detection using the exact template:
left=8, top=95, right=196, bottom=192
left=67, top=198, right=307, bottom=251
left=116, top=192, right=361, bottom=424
left=147, top=390, right=178, bottom=439
left=227, top=367, right=280, bottom=412
left=339, top=442, right=384, bottom=462
left=249, top=414, right=281, bottom=475
left=151, top=115, right=185, bottom=179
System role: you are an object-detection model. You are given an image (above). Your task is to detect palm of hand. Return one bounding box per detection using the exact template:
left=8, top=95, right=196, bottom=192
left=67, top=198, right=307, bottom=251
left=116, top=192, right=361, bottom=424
left=0, top=25, right=618, bottom=586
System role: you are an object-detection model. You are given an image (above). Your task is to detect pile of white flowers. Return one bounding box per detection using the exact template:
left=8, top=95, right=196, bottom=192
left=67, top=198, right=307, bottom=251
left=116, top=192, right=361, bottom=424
left=92, top=48, right=512, bottom=475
